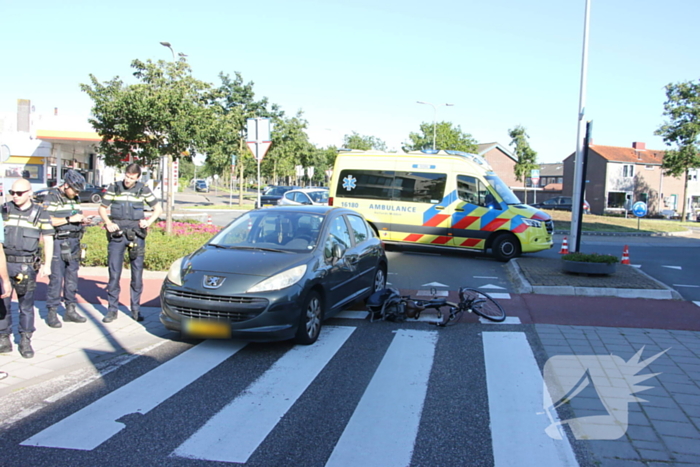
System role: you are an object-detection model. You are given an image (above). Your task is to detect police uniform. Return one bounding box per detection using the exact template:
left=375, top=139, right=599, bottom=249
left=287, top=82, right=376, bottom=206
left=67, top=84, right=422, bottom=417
left=43, top=187, right=86, bottom=324
left=0, top=201, right=53, bottom=338
left=102, top=180, right=158, bottom=321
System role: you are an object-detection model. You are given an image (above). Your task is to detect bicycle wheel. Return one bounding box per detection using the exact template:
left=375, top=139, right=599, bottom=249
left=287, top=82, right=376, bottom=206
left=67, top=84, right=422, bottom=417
left=459, top=288, right=506, bottom=322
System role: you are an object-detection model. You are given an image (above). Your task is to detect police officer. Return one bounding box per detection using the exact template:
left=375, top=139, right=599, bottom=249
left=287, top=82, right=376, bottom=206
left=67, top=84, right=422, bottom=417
left=43, top=170, right=90, bottom=327
left=98, top=163, right=162, bottom=323
left=0, top=204, right=15, bottom=369
left=0, top=179, right=53, bottom=359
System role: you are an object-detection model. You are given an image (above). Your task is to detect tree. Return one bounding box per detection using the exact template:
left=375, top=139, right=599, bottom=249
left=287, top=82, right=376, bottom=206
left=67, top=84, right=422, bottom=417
left=204, top=72, right=282, bottom=203
left=508, top=125, right=538, bottom=187
left=403, top=122, right=478, bottom=153
left=342, top=132, right=387, bottom=151
left=80, top=57, right=216, bottom=233
left=264, top=111, right=316, bottom=185
left=655, top=78, right=700, bottom=221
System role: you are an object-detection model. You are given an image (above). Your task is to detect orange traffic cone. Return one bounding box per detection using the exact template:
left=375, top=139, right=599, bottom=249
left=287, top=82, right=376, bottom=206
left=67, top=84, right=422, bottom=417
left=559, top=237, right=569, bottom=254
left=207, top=214, right=212, bottom=226
left=621, top=245, right=630, bottom=265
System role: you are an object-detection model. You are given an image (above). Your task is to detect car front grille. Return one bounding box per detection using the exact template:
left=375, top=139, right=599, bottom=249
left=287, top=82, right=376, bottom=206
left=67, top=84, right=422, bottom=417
left=545, top=220, right=554, bottom=234
left=164, top=290, right=269, bottom=322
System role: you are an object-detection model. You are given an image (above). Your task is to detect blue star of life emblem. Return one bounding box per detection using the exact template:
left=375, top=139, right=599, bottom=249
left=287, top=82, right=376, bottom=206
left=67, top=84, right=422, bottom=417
left=342, top=175, right=357, bottom=191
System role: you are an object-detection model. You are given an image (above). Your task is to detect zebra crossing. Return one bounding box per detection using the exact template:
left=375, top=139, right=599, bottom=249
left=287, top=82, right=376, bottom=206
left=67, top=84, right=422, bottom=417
left=14, top=323, right=579, bottom=466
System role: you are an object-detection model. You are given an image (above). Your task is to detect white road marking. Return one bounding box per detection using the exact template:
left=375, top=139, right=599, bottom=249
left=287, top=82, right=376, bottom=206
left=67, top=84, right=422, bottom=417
left=485, top=293, right=511, bottom=300
left=421, top=281, right=449, bottom=287
left=631, top=264, right=642, bottom=268
left=694, top=301, right=700, bottom=307
left=483, top=332, right=578, bottom=467
left=672, top=284, right=699, bottom=288
left=416, top=289, right=448, bottom=296
left=335, top=310, right=370, bottom=319
left=325, top=329, right=437, bottom=467
left=480, top=316, right=521, bottom=325
left=172, top=326, right=355, bottom=464
left=480, top=284, right=506, bottom=290
left=663, top=265, right=682, bottom=270
left=21, top=340, right=247, bottom=451
left=0, top=340, right=169, bottom=430
left=474, top=276, right=498, bottom=279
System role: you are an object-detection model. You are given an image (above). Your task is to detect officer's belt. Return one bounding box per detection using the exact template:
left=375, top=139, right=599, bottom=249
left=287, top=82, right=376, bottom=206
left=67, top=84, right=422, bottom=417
left=6, top=255, right=35, bottom=263
left=55, top=231, right=82, bottom=239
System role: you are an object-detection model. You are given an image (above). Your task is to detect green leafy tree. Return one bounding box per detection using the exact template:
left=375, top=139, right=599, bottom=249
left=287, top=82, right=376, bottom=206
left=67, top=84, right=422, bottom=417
left=204, top=72, right=282, bottom=204
left=508, top=125, right=538, bottom=187
left=264, top=111, right=316, bottom=184
left=342, top=132, right=387, bottom=151
left=655, top=78, right=700, bottom=221
left=403, top=122, right=478, bottom=153
left=80, top=57, right=216, bottom=232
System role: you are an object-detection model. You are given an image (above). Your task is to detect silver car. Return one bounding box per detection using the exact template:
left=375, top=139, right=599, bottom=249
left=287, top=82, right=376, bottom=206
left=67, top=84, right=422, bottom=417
left=278, top=188, right=329, bottom=206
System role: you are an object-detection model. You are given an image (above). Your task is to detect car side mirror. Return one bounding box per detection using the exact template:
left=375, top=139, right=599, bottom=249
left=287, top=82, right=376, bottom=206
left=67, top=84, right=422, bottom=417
left=332, top=243, right=345, bottom=261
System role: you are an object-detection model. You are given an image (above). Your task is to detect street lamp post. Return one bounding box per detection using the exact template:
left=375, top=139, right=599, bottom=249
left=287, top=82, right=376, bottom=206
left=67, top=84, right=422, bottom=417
left=417, top=101, right=454, bottom=150
left=160, top=41, right=175, bottom=61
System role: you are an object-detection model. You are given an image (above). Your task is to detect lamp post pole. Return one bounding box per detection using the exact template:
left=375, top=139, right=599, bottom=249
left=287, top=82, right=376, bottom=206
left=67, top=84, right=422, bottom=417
left=159, top=41, right=178, bottom=233
left=417, top=101, right=454, bottom=150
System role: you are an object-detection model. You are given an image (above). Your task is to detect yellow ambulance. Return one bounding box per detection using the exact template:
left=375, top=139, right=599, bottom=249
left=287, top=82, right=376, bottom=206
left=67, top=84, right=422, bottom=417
left=329, top=149, right=553, bottom=261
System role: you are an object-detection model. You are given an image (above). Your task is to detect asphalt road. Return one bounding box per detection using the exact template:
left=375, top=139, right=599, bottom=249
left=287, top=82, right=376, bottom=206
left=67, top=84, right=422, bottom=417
left=2, top=320, right=589, bottom=467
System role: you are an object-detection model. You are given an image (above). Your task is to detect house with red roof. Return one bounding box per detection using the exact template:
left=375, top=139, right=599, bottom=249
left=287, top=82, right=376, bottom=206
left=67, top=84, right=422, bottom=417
left=563, top=142, right=700, bottom=218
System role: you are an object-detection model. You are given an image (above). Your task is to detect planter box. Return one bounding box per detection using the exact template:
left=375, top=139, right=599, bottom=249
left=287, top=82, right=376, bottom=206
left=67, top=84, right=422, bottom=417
left=562, top=260, right=617, bottom=275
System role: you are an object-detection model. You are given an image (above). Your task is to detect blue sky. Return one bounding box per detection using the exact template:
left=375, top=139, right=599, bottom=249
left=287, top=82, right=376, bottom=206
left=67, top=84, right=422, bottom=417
left=2, top=0, right=699, bottom=162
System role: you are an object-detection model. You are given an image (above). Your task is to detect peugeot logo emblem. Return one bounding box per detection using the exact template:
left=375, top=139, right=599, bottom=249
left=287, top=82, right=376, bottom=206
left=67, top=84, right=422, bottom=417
left=203, top=275, right=225, bottom=289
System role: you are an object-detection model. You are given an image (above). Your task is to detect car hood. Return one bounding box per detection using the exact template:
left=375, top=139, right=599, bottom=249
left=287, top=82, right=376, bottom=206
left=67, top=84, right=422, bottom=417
left=179, top=245, right=309, bottom=292
left=514, top=204, right=551, bottom=221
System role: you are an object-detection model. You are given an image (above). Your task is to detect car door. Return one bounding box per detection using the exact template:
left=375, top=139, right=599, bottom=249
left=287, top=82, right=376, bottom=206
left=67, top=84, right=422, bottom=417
left=345, top=213, right=378, bottom=294
left=321, top=214, right=358, bottom=312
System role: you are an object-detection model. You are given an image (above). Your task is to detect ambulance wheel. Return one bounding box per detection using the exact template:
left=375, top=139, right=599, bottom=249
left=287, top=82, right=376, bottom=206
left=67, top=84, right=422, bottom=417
left=492, top=234, right=520, bottom=262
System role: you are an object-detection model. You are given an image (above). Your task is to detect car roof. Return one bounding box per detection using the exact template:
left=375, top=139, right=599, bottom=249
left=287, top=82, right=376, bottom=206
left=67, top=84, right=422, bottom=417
left=287, top=188, right=328, bottom=193
left=260, top=205, right=357, bottom=216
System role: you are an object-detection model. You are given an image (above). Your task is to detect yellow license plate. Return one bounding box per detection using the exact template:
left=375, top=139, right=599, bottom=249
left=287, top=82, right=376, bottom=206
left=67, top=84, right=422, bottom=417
left=183, top=319, right=231, bottom=339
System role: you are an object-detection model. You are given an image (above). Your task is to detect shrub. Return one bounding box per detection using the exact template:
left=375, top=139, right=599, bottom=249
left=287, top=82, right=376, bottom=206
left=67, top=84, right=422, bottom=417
left=81, top=220, right=221, bottom=270
left=562, top=252, right=619, bottom=264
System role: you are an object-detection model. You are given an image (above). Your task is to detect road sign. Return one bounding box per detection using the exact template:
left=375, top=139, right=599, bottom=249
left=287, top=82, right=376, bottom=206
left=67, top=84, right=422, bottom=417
left=632, top=201, right=648, bottom=218
left=530, top=169, right=540, bottom=186
left=295, top=165, right=304, bottom=177
left=306, top=166, right=314, bottom=178
left=246, top=118, right=272, bottom=161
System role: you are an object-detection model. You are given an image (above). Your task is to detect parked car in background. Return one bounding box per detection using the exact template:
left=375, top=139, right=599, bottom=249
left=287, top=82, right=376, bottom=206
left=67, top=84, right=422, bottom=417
left=33, top=184, right=107, bottom=204
left=256, top=185, right=300, bottom=208
left=279, top=188, right=329, bottom=206
left=160, top=206, right=388, bottom=344
left=532, top=196, right=590, bottom=214
left=195, top=180, right=209, bottom=193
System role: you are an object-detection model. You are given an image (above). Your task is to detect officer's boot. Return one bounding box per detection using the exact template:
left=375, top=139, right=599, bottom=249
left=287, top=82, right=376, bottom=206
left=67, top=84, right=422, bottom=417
left=102, top=310, right=118, bottom=323
left=19, top=333, right=34, bottom=359
left=46, top=307, right=63, bottom=328
left=64, top=303, right=87, bottom=323
left=131, top=309, right=144, bottom=322
left=0, top=334, right=12, bottom=353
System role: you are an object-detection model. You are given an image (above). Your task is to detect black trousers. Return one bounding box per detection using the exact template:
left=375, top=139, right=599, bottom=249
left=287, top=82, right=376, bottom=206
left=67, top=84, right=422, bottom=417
left=107, top=234, right=146, bottom=313
left=0, top=261, right=38, bottom=335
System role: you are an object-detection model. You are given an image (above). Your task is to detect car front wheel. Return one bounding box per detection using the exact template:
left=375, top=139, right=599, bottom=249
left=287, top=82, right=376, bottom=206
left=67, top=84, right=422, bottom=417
left=294, top=290, right=323, bottom=345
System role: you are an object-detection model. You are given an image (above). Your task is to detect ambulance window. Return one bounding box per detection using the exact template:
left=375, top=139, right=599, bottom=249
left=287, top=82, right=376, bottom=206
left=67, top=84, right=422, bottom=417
left=458, top=175, right=500, bottom=209
left=336, top=170, right=395, bottom=199
left=393, top=172, right=446, bottom=203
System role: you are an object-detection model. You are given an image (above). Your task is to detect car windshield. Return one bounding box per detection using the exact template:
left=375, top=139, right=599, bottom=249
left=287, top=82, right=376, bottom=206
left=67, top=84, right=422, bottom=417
left=264, top=187, right=288, bottom=196
left=210, top=210, right=325, bottom=252
left=484, top=174, right=521, bottom=205
left=308, top=191, right=329, bottom=203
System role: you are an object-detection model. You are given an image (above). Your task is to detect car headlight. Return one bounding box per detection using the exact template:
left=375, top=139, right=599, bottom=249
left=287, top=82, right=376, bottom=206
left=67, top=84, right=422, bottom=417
left=166, top=257, right=185, bottom=286
left=522, top=218, right=542, bottom=228
left=247, top=264, right=307, bottom=293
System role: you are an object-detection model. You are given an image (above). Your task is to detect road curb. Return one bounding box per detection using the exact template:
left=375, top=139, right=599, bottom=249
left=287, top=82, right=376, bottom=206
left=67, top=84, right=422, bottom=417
left=506, top=258, right=683, bottom=300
